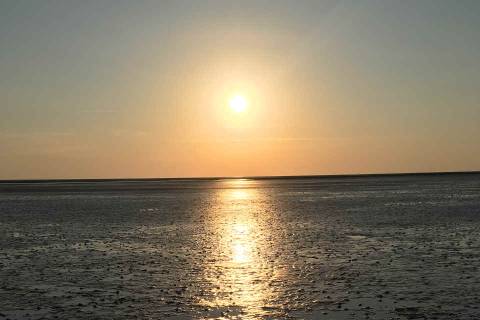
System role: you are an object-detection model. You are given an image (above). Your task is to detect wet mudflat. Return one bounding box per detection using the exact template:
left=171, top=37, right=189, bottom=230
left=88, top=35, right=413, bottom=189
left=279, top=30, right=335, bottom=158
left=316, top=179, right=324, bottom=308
left=1, top=174, right=480, bottom=319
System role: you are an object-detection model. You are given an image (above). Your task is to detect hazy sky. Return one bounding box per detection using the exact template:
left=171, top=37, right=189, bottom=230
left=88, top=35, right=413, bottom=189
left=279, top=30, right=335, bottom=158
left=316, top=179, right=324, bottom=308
left=1, top=0, right=479, bottom=179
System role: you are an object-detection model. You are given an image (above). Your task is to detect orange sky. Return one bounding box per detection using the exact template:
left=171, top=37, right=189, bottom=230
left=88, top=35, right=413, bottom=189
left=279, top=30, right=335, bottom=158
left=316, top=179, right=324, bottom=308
left=1, top=1, right=479, bottom=179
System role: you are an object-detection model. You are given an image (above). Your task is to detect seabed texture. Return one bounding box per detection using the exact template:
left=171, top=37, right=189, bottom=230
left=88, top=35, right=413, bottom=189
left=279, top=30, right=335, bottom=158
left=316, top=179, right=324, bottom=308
left=1, top=174, right=480, bottom=319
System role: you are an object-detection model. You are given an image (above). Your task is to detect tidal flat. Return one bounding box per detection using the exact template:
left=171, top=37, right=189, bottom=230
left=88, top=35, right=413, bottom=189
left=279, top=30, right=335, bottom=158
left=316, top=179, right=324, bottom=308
left=1, top=174, right=480, bottom=319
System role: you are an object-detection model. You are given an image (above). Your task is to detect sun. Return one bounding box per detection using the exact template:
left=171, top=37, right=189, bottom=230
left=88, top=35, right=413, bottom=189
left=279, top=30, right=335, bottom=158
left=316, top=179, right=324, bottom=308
left=229, top=95, right=248, bottom=113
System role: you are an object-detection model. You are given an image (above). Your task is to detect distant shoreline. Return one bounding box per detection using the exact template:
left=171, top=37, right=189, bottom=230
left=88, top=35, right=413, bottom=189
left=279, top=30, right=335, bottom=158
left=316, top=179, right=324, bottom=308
left=1, top=170, right=479, bottom=184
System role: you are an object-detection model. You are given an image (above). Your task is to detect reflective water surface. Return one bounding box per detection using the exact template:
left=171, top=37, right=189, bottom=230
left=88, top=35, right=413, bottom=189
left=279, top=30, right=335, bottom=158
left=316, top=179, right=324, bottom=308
left=1, top=174, right=480, bottom=319
left=200, top=179, right=281, bottom=318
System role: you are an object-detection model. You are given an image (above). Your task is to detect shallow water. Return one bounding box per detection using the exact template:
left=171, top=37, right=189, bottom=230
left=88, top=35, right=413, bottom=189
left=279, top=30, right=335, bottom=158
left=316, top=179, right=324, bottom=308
left=1, top=174, right=480, bottom=319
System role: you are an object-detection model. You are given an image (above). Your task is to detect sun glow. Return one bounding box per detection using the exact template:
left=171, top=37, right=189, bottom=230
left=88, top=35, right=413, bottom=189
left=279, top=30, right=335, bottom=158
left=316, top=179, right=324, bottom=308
left=229, top=95, right=248, bottom=113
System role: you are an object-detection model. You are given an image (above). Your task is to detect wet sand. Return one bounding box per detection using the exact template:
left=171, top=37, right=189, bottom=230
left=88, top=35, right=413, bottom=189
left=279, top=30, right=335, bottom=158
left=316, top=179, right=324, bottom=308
left=1, top=174, right=480, bottom=319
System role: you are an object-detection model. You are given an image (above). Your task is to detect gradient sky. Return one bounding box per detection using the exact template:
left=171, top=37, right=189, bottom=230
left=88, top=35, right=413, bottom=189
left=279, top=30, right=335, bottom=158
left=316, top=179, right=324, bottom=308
left=1, top=0, right=479, bottom=179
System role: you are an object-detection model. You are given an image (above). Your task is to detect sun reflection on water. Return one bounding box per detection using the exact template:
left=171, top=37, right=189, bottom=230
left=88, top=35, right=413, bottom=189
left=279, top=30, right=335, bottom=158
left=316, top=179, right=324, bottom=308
left=230, top=190, right=250, bottom=201
left=200, top=179, right=282, bottom=318
left=231, top=223, right=251, bottom=263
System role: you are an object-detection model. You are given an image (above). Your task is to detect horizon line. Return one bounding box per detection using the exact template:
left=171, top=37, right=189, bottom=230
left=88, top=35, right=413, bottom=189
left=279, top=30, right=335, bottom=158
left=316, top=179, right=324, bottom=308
left=1, top=170, right=479, bottom=184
